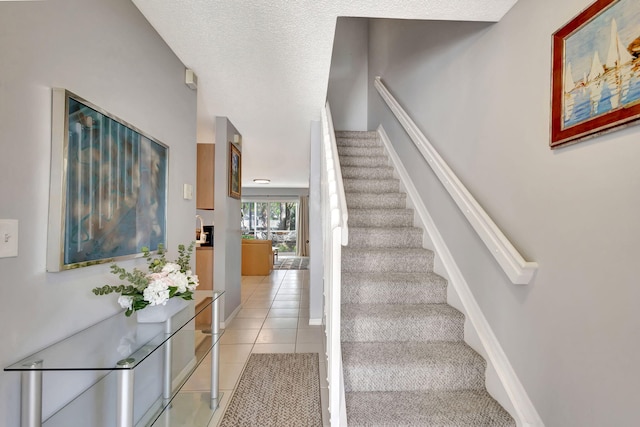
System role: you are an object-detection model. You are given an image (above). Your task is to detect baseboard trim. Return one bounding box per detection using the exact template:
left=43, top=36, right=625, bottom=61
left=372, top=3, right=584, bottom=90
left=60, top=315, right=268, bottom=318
left=173, top=357, right=197, bottom=390
left=378, top=125, right=543, bottom=427
left=222, top=304, right=242, bottom=329
left=308, top=318, right=322, bottom=326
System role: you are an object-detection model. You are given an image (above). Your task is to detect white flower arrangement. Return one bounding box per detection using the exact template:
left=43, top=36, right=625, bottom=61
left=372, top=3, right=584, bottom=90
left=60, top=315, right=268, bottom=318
left=93, top=242, right=199, bottom=316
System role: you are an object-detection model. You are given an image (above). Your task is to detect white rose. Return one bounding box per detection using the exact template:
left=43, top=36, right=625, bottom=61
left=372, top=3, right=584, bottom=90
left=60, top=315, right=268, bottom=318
left=118, top=295, right=133, bottom=310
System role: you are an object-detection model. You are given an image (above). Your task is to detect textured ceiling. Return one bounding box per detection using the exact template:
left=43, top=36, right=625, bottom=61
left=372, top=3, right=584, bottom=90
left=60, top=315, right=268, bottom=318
left=132, top=0, right=517, bottom=188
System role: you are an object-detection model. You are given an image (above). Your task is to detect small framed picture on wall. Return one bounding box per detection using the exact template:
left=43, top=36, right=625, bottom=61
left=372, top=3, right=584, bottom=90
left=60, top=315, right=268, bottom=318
left=228, top=142, right=241, bottom=199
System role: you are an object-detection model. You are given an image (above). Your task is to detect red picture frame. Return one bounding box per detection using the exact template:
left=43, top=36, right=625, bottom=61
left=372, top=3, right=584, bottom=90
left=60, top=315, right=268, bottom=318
left=551, top=0, right=640, bottom=148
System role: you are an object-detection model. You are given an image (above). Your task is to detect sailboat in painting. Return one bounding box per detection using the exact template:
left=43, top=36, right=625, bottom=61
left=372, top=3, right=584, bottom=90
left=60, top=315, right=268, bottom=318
left=553, top=0, right=640, bottom=146
left=564, top=62, right=576, bottom=119
left=587, top=51, right=604, bottom=114
left=603, top=18, right=634, bottom=108
left=563, top=12, right=640, bottom=127
left=605, top=18, right=634, bottom=70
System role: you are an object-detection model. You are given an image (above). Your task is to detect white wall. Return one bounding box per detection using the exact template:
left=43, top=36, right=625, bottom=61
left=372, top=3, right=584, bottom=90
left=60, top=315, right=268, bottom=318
left=327, top=17, right=369, bottom=131
left=214, top=117, right=242, bottom=323
left=367, top=2, right=640, bottom=425
left=0, top=0, right=197, bottom=424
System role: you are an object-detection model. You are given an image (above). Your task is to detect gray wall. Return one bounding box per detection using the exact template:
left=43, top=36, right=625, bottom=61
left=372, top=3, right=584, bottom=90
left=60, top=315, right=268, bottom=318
left=327, top=17, right=369, bottom=131
left=214, top=117, right=242, bottom=322
left=0, top=0, right=197, bottom=424
left=367, top=1, right=640, bottom=425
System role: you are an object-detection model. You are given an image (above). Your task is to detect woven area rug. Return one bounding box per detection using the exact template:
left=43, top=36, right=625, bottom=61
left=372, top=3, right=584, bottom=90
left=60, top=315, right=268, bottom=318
left=274, top=256, right=309, bottom=270
left=220, top=353, right=322, bottom=427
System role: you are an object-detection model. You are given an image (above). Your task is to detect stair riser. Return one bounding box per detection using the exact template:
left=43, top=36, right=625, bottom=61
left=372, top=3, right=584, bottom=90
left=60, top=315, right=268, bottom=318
left=348, top=228, right=423, bottom=248
left=340, top=156, right=388, bottom=167
left=344, top=179, right=399, bottom=194
left=344, top=362, right=486, bottom=392
left=342, top=283, right=446, bottom=304
left=341, top=313, right=463, bottom=342
left=341, top=166, right=395, bottom=180
left=348, top=211, right=414, bottom=228
left=345, top=391, right=516, bottom=427
left=346, top=194, right=406, bottom=209
left=338, top=146, right=386, bottom=157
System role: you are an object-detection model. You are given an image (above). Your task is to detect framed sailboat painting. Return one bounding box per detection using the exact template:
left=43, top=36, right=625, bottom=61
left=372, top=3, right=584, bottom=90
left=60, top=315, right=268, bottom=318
left=551, top=0, right=640, bottom=148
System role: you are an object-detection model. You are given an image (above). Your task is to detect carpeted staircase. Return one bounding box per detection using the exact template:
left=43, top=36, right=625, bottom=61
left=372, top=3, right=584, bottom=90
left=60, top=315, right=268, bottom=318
left=337, top=130, right=515, bottom=426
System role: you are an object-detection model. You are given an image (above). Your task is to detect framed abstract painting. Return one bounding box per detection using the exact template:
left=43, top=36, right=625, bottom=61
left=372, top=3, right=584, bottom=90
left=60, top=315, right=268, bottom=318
left=47, top=89, right=168, bottom=271
left=551, top=0, right=640, bottom=148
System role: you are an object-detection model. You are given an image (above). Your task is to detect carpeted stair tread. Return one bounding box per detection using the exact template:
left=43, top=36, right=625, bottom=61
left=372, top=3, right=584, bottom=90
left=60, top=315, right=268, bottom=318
left=336, top=130, right=378, bottom=140
left=342, top=271, right=447, bottom=304
left=346, top=192, right=406, bottom=209
left=336, top=138, right=381, bottom=148
left=348, top=208, right=414, bottom=227
left=342, top=341, right=485, bottom=392
left=348, top=226, right=423, bottom=248
left=338, top=145, right=386, bottom=157
left=340, top=155, right=389, bottom=167
left=344, top=178, right=399, bottom=193
left=342, top=247, right=434, bottom=272
left=341, top=303, right=463, bottom=342
left=345, top=390, right=516, bottom=426
left=341, top=165, right=395, bottom=180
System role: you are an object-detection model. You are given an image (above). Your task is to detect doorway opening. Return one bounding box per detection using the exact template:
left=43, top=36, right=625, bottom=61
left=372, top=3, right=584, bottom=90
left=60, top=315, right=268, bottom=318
left=241, top=200, right=298, bottom=256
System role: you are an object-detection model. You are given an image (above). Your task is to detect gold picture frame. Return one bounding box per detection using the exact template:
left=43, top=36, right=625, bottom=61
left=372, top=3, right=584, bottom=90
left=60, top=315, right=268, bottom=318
left=228, top=142, right=241, bottom=199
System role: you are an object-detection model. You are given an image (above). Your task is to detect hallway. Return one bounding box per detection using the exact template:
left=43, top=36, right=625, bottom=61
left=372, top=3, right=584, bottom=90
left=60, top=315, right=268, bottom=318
left=183, top=269, right=328, bottom=426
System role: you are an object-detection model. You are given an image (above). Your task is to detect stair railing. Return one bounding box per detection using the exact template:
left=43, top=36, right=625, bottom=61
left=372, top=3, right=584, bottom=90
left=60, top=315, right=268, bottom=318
left=374, top=77, right=538, bottom=285
left=320, top=101, right=348, bottom=426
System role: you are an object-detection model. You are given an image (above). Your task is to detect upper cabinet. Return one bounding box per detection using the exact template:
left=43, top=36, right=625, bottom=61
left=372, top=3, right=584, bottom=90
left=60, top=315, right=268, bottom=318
left=196, top=144, right=215, bottom=209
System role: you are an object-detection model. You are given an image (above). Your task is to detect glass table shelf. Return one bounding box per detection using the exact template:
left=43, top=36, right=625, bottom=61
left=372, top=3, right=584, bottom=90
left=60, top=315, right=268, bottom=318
left=40, top=329, right=224, bottom=427
left=6, top=291, right=223, bottom=372
left=5, top=291, right=225, bottom=427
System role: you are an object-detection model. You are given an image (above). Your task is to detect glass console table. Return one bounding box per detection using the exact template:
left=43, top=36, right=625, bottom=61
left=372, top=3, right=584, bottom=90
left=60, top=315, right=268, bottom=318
left=5, top=291, right=225, bottom=427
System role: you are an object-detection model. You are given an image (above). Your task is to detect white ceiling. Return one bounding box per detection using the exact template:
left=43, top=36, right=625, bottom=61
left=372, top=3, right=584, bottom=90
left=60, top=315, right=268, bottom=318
left=132, top=0, right=517, bottom=188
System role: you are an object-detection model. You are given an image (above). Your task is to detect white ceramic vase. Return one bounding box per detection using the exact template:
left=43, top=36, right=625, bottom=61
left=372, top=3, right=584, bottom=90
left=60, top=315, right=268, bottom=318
left=136, top=297, right=190, bottom=323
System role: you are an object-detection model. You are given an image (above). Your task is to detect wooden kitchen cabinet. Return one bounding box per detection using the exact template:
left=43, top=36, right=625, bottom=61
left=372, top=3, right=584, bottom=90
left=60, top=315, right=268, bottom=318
left=195, top=297, right=212, bottom=331
left=195, top=247, right=214, bottom=331
left=195, top=247, right=214, bottom=290
left=196, top=143, right=215, bottom=210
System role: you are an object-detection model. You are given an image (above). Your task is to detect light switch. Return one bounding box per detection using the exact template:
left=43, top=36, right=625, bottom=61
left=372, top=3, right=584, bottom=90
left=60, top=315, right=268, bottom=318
left=183, top=184, right=194, bottom=200
left=0, top=219, right=18, bottom=258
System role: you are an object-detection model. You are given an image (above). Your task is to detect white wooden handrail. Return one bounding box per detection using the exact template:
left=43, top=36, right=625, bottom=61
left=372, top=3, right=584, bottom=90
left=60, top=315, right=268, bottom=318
left=320, top=101, right=348, bottom=426
left=374, top=77, right=538, bottom=285
left=323, top=102, right=349, bottom=243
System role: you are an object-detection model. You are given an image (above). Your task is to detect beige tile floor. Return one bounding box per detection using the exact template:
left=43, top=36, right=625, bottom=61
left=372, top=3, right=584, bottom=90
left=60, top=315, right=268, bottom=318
left=182, top=269, right=329, bottom=426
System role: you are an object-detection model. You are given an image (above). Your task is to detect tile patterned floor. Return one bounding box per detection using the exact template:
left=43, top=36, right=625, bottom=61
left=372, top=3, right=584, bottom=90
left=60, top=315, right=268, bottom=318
left=182, top=269, right=328, bottom=426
